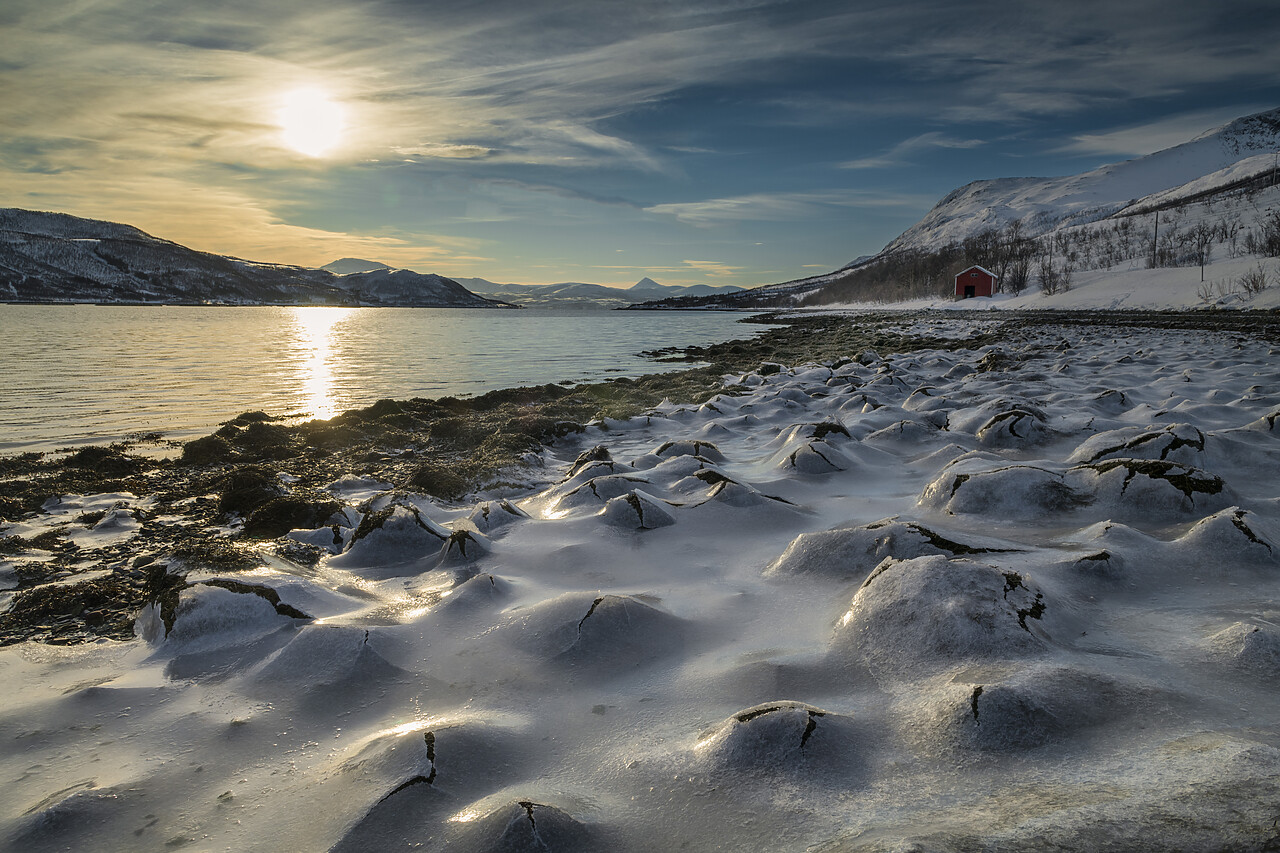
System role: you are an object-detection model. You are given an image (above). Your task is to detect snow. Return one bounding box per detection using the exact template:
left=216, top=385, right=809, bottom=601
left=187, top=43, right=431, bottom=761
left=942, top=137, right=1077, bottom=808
left=3, top=316, right=1279, bottom=850
left=885, top=108, right=1280, bottom=253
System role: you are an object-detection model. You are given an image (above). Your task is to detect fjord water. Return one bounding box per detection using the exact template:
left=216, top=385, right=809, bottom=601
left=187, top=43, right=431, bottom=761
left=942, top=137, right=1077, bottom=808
left=0, top=305, right=767, bottom=453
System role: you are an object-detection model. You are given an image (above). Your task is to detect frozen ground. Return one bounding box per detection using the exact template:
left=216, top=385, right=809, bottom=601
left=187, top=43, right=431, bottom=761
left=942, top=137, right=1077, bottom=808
left=2, top=317, right=1280, bottom=851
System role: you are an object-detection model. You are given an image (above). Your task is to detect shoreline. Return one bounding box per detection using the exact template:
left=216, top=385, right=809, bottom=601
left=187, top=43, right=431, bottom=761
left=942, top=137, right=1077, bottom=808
left=0, top=308, right=1276, bottom=648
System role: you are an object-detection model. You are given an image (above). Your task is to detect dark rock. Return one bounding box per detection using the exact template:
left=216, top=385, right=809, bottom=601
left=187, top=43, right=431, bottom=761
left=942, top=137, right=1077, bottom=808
left=242, top=496, right=342, bottom=539
left=213, top=465, right=286, bottom=517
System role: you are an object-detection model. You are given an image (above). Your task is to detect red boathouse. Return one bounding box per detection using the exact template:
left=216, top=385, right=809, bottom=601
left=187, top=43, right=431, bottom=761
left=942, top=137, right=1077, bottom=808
left=955, top=265, right=997, bottom=298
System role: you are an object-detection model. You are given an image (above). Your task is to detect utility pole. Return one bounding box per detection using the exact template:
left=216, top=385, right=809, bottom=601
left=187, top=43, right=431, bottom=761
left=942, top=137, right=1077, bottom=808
left=1151, top=210, right=1159, bottom=268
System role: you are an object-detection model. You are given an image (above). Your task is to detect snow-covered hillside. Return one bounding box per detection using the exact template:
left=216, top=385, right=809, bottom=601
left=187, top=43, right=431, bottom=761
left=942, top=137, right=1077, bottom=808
left=885, top=109, right=1280, bottom=253
left=0, top=210, right=512, bottom=308
left=640, top=107, right=1280, bottom=311
left=458, top=276, right=743, bottom=309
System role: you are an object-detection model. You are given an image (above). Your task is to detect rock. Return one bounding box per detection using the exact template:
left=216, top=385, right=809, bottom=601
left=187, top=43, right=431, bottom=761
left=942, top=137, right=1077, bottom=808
left=328, top=503, right=449, bottom=571
left=467, top=499, right=530, bottom=534
left=920, top=462, right=1089, bottom=519
left=764, top=518, right=1004, bottom=579
left=450, top=799, right=593, bottom=853
left=1175, top=507, right=1277, bottom=562
left=242, top=495, right=342, bottom=539
left=1067, top=423, right=1208, bottom=466
left=694, top=701, right=861, bottom=777
left=1206, top=622, right=1280, bottom=673
left=213, top=465, right=285, bottom=517
left=599, top=490, right=677, bottom=530
left=1071, top=459, right=1230, bottom=518
left=833, top=555, right=1049, bottom=679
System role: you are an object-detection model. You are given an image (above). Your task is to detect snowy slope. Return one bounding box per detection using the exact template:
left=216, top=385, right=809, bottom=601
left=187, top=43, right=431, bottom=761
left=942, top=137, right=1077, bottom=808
left=885, top=108, right=1280, bottom=252
left=458, top=276, right=743, bottom=308
left=0, top=210, right=511, bottom=307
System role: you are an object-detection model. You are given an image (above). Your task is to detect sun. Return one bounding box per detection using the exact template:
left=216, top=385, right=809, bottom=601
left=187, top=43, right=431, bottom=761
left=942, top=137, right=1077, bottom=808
left=277, top=88, right=346, bottom=157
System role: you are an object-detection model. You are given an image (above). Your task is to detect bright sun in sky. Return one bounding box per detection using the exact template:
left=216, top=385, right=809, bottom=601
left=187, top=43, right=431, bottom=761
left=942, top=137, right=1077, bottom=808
left=277, top=88, right=346, bottom=157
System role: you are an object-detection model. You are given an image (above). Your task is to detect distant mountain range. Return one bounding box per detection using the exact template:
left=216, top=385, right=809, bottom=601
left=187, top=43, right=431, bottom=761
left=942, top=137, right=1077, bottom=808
left=450, top=274, right=743, bottom=309
left=0, top=211, right=513, bottom=308
left=634, top=106, right=1280, bottom=308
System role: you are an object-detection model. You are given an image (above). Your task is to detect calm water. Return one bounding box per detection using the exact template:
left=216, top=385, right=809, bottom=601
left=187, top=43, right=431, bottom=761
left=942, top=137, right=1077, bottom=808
left=0, top=305, right=770, bottom=454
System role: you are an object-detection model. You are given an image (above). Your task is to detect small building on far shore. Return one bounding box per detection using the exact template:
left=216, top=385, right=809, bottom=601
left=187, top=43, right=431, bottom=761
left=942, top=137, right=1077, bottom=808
left=955, top=265, right=997, bottom=298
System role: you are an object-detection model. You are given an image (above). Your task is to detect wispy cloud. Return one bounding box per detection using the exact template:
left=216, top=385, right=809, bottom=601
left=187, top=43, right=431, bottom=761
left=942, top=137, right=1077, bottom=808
left=646, top=189, right=933, bottom=226
left=682, top=259, right=743, bottom=277
left=841, top=131, right=986, bottom=170
left=392, top=144, right=495, bottom=160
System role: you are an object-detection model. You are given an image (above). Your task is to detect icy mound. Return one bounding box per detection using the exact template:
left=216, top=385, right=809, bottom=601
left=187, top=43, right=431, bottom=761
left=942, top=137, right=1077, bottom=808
left=764, top=518, right=1004, bottom=579
left=693, top=701, right=862, bottom=777
left=503, top=593, right=686, bottom=671
left=600, top=490, right=677, bottom=529
left=1067, top=423, right=1208, bottom=466
left=328, top=503, right=449, bottom=572
left=904, top=665, right=1143, bottom=753
left=833, top=556, right=1048, bottom=679
left=1206, top=622, right=1280, bottom=673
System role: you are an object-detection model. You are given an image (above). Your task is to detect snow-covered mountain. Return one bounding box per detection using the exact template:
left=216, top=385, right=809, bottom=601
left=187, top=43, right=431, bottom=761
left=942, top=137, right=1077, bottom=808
left=0, top=210, right=513, bottom=308
left=884, top=108, right=1280, bottom=253
left=637, top=107, right=1280, bottom=309
left=321, top=258, right=391, bottom=275
left=456, top=276, right=742, bottom=308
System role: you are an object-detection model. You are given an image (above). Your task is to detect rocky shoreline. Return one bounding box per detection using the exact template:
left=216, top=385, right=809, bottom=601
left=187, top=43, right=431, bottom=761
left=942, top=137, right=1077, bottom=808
left=1, top=309, right=1275, bottom=647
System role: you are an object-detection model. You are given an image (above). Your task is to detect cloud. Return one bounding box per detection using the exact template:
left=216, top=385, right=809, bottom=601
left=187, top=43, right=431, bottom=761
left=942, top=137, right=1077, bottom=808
left=646, top=190, right=934, bottom=225
left=393, top=144, right=495, bottom=160
left=841, top=131, right=986, bottom=170
left=682, top=259, right=743, bottom=277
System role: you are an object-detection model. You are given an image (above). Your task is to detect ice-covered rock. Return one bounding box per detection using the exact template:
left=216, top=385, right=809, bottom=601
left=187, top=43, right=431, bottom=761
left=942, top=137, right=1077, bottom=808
left=1067, top=423, right=1208, bottom=466
left=973, top=407, right=1051, bottom=449
left=327, top=503, right=450, bottom=571
left=467, top=499, right=531, bottom=535
left=599, top=490, right=677, bottom=529
left=446, top=798, right=593, bottom=853
left=1174, top=507, right=1277, bottom=562
left=251, top=624, right=404, bottom=694
left=547, top=474, right=652, bottom=515
left=693, top=701, right=861, bottom=776
left=1206, top=622, right=1280, bottom=673
left=764, top=518, right=1006, bottom=579
left=506, top=592, right=686, bottom=671
left=920, top=462, right=1088, bottom=520
left=1072, top=459, right=1231, bottom=519
left=906, top=665, right=1141, bottom=753
left=833, top=556, right=1049, bottom=679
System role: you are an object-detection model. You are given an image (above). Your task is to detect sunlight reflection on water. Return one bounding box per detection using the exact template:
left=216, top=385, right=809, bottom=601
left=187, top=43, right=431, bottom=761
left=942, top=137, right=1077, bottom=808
left=0, top=305, right=774, bottom=453
left=293, top=306, right=355, bottom=421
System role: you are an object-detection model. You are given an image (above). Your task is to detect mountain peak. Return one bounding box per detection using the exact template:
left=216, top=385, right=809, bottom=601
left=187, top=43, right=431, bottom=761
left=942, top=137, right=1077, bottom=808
left=322, top=258, right=392, bottom=275
left=629, top=277, right=664, bottom=291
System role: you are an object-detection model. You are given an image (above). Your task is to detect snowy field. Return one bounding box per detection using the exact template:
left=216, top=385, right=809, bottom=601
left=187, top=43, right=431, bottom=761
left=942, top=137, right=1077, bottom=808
left=3, top=316, right=1280, bottom=851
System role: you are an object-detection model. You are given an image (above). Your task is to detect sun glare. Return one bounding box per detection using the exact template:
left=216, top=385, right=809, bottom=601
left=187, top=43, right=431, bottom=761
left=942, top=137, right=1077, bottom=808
left=277, top=88, right=346, bottom=157
left=293, top=306, right=353, bottom=419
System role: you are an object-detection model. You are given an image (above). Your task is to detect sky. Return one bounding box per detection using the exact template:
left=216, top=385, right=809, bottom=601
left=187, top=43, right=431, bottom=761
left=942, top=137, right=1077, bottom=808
left=3, top=1, right=1280, bottom=288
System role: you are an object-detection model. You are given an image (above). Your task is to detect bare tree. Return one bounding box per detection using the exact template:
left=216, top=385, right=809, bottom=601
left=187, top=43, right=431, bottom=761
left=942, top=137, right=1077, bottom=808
left=1189, top=221, right=1215, bottom=281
